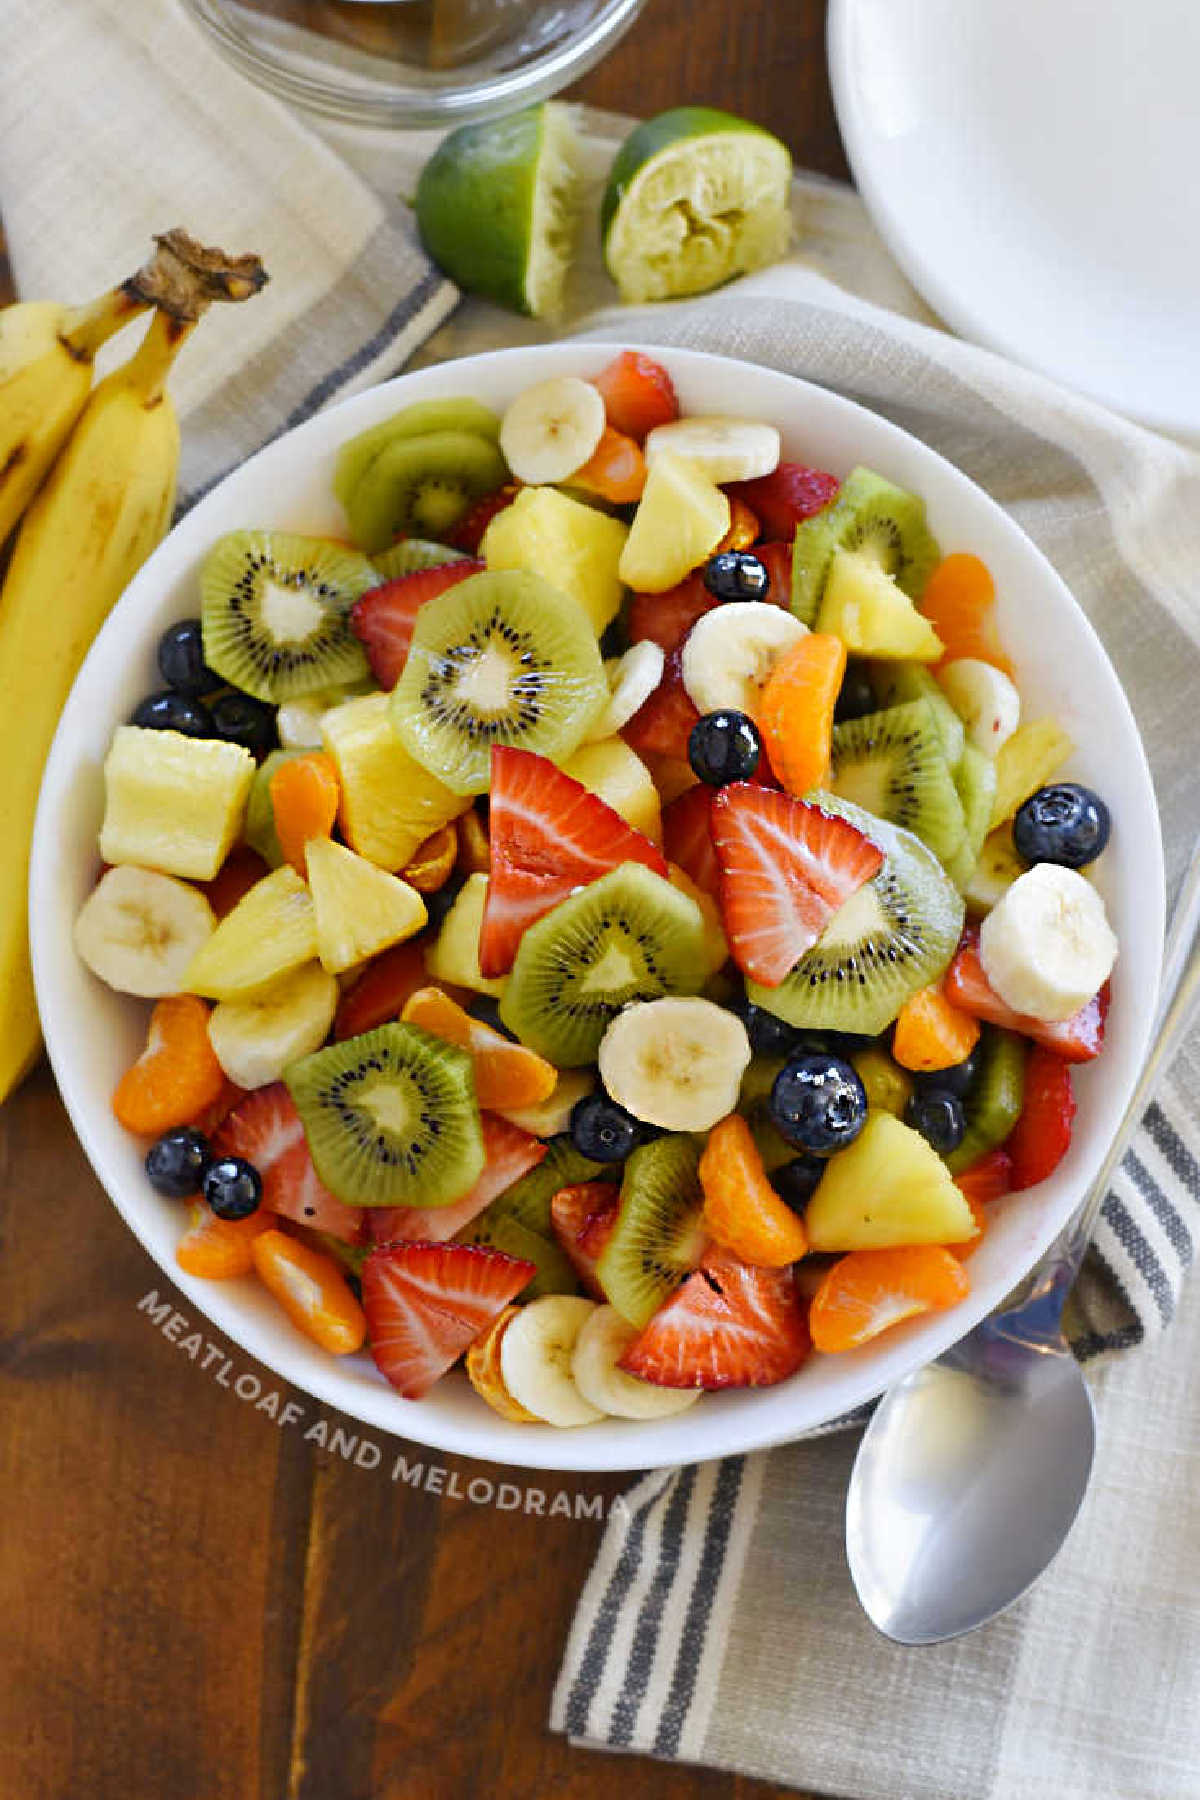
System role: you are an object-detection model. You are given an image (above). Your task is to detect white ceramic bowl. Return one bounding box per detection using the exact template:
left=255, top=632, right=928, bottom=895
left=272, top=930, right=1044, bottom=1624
left=31, top=345, right=1162, bottom=1472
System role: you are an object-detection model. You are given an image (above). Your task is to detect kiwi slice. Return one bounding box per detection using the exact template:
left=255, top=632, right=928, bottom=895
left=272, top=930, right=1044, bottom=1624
left=946, top=1027, right=1025, bottom=1173
left=736, top=1057, right=795, bottom=1172
left=201, top=531, right=374, bottom=703
left=944, top=744, right=999, bottom=889
left=483, top=1135, right=607, bottom=1236
left=457, top=1209, right=579, bottom=1299
left=594, top=1136, right=707, bottom=1328
left=499, top=863, right=709, bottom=1066
left=372, top=538, right=468, bottom=580
left=746, top=792, right=965, bottom=1037
left=830, top=699, right=967, bottom=864
left=345, top=430, right=508, bottom=555
left=334, top=399, right=502, bottom=513
left=390, top=568, right=607, bottom=795
left=868, top=661, right=965, bottom=770
left=285, top=1022, right=484, bottom=1208
left=242, top=748, right=306, bottom=868
left=791, top=467, right=942, bottom=626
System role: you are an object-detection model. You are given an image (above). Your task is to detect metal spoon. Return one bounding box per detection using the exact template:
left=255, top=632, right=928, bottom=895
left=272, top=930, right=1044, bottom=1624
left=846, top=844, right=1200, bottom=1644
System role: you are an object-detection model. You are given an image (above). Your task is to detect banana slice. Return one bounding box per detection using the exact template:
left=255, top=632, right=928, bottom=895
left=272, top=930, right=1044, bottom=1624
left=496, top=1066, right=595, bottom=1137
left=937, top=658, right=1021, bottom=755
left=466, top=1305, right=543, bottom=1423
left=571, top=1304, right=701, bottom=1420
left=978, top=863, right=1118, bottom=1021
left=644, top=416, right=780, bottom=484
left=583, top=641, right=666, bottom=743
left=499, top=376, right=606, bottom=485
left=276, top=697, right=330, bottom=750
left=598, top=996, right=751, bottom=1132
left=499, top=1294, right=606, bottom=1427
left=681, top=600, right=808, bottom=718
left=74, top=864, right=216, bottom=997
left=207, top=959, right=338, bottom=1089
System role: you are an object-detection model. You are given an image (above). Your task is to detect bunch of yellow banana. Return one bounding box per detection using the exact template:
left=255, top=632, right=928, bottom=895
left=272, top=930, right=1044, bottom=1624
left=0, top=230, right=268, bottom=1104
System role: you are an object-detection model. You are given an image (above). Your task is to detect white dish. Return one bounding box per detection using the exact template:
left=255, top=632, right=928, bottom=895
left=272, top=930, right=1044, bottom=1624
left=828, top=0, right=1200, bottom=440
left=31, top=343, right=1162, bottom=1472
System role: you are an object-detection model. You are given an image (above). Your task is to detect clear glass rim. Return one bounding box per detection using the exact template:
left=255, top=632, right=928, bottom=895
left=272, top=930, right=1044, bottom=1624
left=180, top=0, right=646, bottom=128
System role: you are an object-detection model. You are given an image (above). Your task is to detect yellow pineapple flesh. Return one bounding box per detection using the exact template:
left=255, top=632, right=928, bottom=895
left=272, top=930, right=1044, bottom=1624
left=99, top=725, right=255, bottom=881
left=805, top=1111, right=979, bottom=1252
left=559, top=737, right=663, bottom=843
left=305, top=836, right=427, bottom=974
left=424, top=872, right=506, bottom=997
left=816, top=550, right=945, bottom=661
left=482, top=485, right=628, bottom=634
left=183, top=864, right=317, bottom=1001
left=988, top=717, right=1074, bottom=830
left=618, top=452, right=730, bottom=593
left=321, top=691, right=469, bottom=870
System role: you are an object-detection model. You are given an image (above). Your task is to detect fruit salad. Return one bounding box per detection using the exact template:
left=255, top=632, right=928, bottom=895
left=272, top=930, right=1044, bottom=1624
left=73, top=351, right=1120, bottom=1429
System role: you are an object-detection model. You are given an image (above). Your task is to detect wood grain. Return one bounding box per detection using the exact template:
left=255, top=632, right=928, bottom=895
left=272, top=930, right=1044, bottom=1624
left=0, top=9, right=843, bottom=1795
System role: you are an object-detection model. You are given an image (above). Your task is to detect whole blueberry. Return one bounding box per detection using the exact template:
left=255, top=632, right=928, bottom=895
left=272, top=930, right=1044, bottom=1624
left=769, top=1053, right=868, bottom=1155
left=913, top=1047, right=978, bottom=1099
left=1013, top=783, right=1111, bottom=869
left=735, top=998, right=801, bottom=1058
left=703, top=550, right=769, bottom=602
left=467, top=994, right=517, bottom=1041
left=688, top=709, right=762, bottom=786
left=145, top=1127, right=212, bottom=1199
left=771, top=1153, right=826, bottom=1214
left=904, top=1088, right=966, bottom=1156
left=209, top=690, right=277, bottom=759
left=203, top=1156, right=263, bottom=1221
left=834, top=660, right=878, bottom=723
left=130, top=690, right=213, bottom=737
left=157, top=618, right=218, bottom=696
left=570, top=1093, right=641, bottom=1163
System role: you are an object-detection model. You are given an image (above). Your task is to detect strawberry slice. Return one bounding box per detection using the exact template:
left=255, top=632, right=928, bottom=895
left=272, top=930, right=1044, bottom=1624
left=591, top=350, right=679, bottom=441
left=726, top=463, right=840, bottom=539
left=710, top=784, right=885, bottom=987
left=619, top=1245, right=810, bottom=1389
left=480, top=746, right=668, bottom=977
left=549, top=1181, right=620, bottom=1299
left=1006, top=1047, right=1076, bottom=1190
left=447, top=485, right=520, bottom=553
left=349, top=558, right=484, bottom=689
left=333, top=940, right=430, bottom=1042
left=362, top=1241, right=535, bottom=1399
left=213, top=1084, right=365, bottom=1244
left=628, top=572, right=715, bottom=654
left=366, top=1113, right=546, bottom=1245
left=662, top=781, right=720, bottom=900
left=755, top=540, right=794, bottom=606
left=953, top=1147, right=1014, bottom=1207
left=944, top=927, right=1109, bottom=1062
left=620, top=646, right=701, bottom=762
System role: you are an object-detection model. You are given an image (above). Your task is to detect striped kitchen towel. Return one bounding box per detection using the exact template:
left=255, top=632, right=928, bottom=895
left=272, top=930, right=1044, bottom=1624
left=553, top=272, right=1200, bottom=1799
left=0, top=0, right=457, bottom=507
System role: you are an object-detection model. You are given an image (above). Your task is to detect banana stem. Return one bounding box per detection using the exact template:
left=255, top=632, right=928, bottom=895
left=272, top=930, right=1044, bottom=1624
left=121, top=308, right=200, bottom=408
left=58, top=286, right=149, bottom=360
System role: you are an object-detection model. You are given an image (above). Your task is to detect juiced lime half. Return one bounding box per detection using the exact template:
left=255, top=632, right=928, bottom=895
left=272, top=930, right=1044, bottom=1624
left=601, top=106, right=793, bottom=304
left=415, top=101, right=581, bottom=318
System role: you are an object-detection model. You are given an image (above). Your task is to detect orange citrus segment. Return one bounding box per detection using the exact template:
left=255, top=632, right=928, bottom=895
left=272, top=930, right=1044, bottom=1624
left=269, top=751, right=340, bottom=877
left=699, top=1112, right=808, bottom=1268
left=756, top=631, right=846, bottom=795
left=251, top=1228, right=366, bottom=1355
left=401, top=984, right=557, bottom=1111
left=809, top=1244, right=969, bottom=1352
left=919, top=553, right=1014, bottom=675
left=175, top=1199, right=276, bottom=1280
left=892, top=981, right=981, bottom=1072
left=112, top=994, right=225, bottom=1136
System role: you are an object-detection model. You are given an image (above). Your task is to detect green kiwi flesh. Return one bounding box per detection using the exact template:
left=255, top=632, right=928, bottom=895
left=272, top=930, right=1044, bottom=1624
left=390, top=568, right=607, bottom=795
left=791, top=467, right=942, bottom=626
left=456, top=1209, right=579, bottom=1299
left=746, top=792, right=965, bottom=1036
left=334, top=399, right=502, bottom=512
left=285, top=1022, right=483, bottom=1208
left=499, top=863, right=709, bottom=1066
left=243, top=748, right=307, bottom=868
left=944, top=743, right=998, bottom=889
left=868, top=661, right=966, bottom=770
left=201, top=531, right=373, bottom=703
left=594, top=1135, right=707, bottom=1328
left=946, top=1028, right=1025, bottom=1173
left=372, top=538, right=468, bottom=579
left=345, top=430, right=508, bottom=555
left=830, top=699, right=967, bottom=863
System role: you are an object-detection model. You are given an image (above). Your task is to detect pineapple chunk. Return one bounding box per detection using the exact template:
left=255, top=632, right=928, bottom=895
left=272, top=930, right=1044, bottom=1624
left=482, top=486, right=628, bottom=635
left=988, top=717, right=1073, bottom=830
left=99, top=726, right=255, bottom=882
left=805, top=1111, right=979, bottom=1252
left=424, top=872, right=505, bottom=997
left=321, top=691, right=469, bottom=870
left=964, top=824, right=1026, bottom=913
left=306, top=836, right=427, bottom=974
left=816, top=550, right=945, bottom=662
left=559, top=737, right=662, bottom=843
left=183, top=865, right=317, bottom=1001
left=667, top=863, right=729, bottom=976
left=618, top=452, right=730, bottom=593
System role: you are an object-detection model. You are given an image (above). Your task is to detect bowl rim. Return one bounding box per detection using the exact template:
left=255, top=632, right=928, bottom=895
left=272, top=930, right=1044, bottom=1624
left=31, top=341, right=1163, bottom=1472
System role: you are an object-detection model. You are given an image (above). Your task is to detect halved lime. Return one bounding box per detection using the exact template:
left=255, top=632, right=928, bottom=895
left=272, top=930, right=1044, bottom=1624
left=601, top=106, right=793, bottom=304
left=415, top=101, right=581, bottom=318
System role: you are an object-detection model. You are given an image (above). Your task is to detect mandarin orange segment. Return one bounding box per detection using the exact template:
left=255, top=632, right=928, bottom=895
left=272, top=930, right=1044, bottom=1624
left=715, top=495, right=760, bottom=553
left=809, top=1245, right=969, bottom=1352
left=918, top=553, right=1014, bottom=675
left=757, top=632, right=846, bottom=795
left=455, top=807, right=491, bottom=875
left=698, top=1113, right=808, bottom=1268
left=251, top=1229, right=367, bottom=1355
left=465, top=1304, right=541, bottom=1422
left=269, top=751, right=340, bottom=877
left=401, top=823, right=457, bottom=894
left=175, top=1199, right=276, bottom=1280
left=401, top=985, right=558, bottom=1111
left=112, top=994, right=225, bottom=1136
left=570, top=425, right=647, bottom=505
left=892, top=981, right=981, bottom=1072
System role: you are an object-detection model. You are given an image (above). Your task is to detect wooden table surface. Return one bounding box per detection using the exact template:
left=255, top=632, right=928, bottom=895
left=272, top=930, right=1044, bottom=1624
left=0, top=7, right=849, bottom=1797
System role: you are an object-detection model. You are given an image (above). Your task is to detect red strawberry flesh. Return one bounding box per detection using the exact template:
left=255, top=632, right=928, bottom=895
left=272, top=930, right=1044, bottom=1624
left=213, top=1084, right=364, bottom=1243
left=628, top=573, right=714, bottom=655
left=710, top=784, right=885, bottom=986
left=953, top=1148, right=1014, bottom=1206
left=550, top=1182, right=620, bottom=1299
left=661, top=781, right=720, bottom=900
left=945, top=928, right=1109, bottom=1062
left=366, top=1114, right=546, bottom=1245
left=591, top=351, right=679, bottom=442
left=1006, top=1047, right=1076, bottom=1190
left=620, top=646, right=700, bottom=762
left=362, top=1241, right=535, bottom=1399
left=619, top=1246, right=810, bottom=1389
left=726, top=463, right=840, bottom=539
left=447, top=485, right=520, bottom=554
left=349, top=559, right=484, bottom=689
